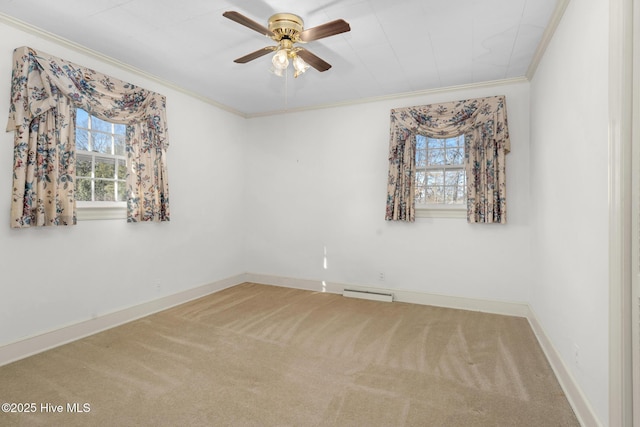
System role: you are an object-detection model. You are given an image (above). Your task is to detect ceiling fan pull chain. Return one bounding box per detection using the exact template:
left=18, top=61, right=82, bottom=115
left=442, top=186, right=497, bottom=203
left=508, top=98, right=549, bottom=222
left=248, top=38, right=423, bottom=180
left=284, top=66, right=288, bottom=111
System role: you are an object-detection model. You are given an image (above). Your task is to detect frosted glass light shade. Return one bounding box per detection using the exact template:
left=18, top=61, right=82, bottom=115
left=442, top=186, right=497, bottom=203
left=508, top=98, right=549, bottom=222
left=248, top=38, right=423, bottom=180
left=292, top=55, right=310, bottom=78
left=272, top=49, right=289, bottom=70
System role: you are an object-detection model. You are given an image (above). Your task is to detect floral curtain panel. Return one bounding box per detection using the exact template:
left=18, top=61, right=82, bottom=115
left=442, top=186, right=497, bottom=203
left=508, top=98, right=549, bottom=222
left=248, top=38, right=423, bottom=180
left=6, top=46, right=170, bottom=228
left=385, top=95, right=510, bottom=223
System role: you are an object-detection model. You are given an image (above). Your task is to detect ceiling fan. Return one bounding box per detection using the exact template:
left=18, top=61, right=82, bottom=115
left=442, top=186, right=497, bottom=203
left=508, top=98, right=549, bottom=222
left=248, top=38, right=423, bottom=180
left=222, top=11, right=351, bottom=77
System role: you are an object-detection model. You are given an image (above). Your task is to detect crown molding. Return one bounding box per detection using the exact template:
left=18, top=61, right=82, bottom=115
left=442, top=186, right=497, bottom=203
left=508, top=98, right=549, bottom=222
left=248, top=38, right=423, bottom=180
left=246, top=77, right=530, bottom=118
left=0, top=12, right=247, bottom=118
left=0, top=9, right=541, bottom=120
left=526, top=0, right=571, bottom=80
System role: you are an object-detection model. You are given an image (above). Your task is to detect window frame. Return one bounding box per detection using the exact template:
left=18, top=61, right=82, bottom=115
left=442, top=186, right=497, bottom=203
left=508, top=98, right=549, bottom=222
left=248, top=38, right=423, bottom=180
left=75, top=109, right=127, bottom=221
left=415, top=134, right=467, bottom=219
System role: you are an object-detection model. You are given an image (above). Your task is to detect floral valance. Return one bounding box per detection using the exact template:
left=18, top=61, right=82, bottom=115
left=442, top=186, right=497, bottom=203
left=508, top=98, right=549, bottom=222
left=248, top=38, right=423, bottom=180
left=6, top=46, right=168, bottom=148
left=386, top=95, right=510, bottom=223
left=6, top=46, right=170, bottom=227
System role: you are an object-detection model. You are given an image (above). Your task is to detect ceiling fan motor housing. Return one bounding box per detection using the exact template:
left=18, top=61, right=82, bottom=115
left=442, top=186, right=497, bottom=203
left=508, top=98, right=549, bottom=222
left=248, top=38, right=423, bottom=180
left=223, top=10, right=348, bottom=72
left=268, top=13, right=304, bottom=42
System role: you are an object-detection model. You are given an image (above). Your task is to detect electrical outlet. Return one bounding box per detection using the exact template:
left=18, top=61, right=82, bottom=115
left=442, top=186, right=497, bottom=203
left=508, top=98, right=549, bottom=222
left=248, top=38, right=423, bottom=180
left=573, top=343, right=580, bottom=366
left=378, top=272, right=385, bottom=281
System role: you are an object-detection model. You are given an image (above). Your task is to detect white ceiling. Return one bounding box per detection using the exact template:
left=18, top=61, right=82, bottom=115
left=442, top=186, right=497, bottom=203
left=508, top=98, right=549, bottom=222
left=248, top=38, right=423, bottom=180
left=0, top=0, right=559, bottom=116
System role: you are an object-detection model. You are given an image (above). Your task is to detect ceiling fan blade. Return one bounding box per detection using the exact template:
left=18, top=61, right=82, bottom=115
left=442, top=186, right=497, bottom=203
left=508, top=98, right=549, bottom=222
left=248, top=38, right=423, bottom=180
left=223, top=11, right=274, bottom=37
left=299, top=19, right=350, bottom=42
left=297, top=49, right=332, bottom=72
left=234, top=47, right=277, bottom=63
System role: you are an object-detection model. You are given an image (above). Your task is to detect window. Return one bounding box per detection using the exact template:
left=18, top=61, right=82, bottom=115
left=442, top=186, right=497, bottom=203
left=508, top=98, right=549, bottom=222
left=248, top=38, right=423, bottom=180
left=415, top=134, right=466, bottom=218
left=75, top=109, right=127, bottom=220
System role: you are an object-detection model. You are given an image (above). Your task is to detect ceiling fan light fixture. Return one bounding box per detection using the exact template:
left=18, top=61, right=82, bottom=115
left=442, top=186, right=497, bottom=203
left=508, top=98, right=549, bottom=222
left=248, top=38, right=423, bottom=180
left=224, top=10, right=350, bottom=77
left=292, top=54, right=310, bottom=78
left=270, top=67, right=284, bottom=77
left=272, top=49, right=289, bottom=71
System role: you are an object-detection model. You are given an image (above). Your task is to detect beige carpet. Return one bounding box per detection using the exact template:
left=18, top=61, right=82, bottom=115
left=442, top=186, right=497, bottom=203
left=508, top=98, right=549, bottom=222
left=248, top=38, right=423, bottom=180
left=0, top=283, right=579, bottom=426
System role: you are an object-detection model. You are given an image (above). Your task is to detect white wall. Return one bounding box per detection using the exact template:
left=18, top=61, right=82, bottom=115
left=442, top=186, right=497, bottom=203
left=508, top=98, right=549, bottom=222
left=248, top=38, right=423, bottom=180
left=529, top=0, right=610, bottom=423
left=245, top=81, right=532, bottom=304
left=0, top=22, right=247, bottom=347
left=0, top=7, right=612, bottom=424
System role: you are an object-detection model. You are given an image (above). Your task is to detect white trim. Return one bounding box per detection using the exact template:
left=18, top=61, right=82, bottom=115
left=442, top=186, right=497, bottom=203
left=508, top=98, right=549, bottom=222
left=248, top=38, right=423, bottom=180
left=0, top=12, right=535, bottom=120
left=609, top=0, right=635, bottom=425
left=343, top=289, right=394, bottom=302
left=526, top=0, right=571, bottom=80
left=632, top=0, right=640, bottom=422
left=0, top=13, right=245, bottom=118
left=246, top=273, right=597, bottom=423
left=528, top=307, right=601, bottom=427
left=76, top=205, right=126, bottom=221
left=247, top=77, right=530, bottom=118
left=244, top=273, right=529, bottom=317
left=0, top=271, right=596, bottom=424
left=243, top=273, right=343, bottom=294
left=0, top=274, right=247, bottom=367
left=246, top=273, right=605, bottom=422
left=0, top=12, right=531, bottom=120
left=416, top=206, right=466, bottom=219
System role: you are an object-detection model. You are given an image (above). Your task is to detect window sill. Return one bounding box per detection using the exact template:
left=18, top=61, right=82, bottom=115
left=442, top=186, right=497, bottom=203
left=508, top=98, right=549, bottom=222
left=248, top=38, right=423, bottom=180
left=77, top=202, right=126, bottom=221
left=416, top=205, right=466, bottom=219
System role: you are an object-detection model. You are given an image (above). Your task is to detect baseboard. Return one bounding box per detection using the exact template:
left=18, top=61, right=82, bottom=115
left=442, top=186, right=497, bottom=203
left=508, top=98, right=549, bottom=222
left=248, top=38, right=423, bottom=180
left=0, top=274, right=247, bottom=367
left=248, top=272, right=599, bottom=425
left=243, top=273, right=343, bottom=294
left=244, top=272, right=530, bottom=317
left=0, top=271, right=600, bottom=427
left=527, top=307, right=601, bottom=427
left=343, top=288, right=394, bottom=302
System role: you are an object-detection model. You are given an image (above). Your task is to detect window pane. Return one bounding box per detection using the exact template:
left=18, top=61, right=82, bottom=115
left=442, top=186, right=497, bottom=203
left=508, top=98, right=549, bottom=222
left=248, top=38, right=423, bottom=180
left=114, top=123, right=126, bottom=135
left=76, top=178, right=92, bottom=201
left=117, top=180, right=126, bottom=202
left=114, top=135, right=126, bottom=156
left=444, top=169, right=465, bottom=204
left=415, top=170, right=425, bottom=204
left=117, top=160, right=127, bottom=179
left=91, top=132, right=112, bottom=154
left=76, top=108, right=88, bottom=129
left=415, top=136, right=466, bottom=206
left=76, top=129, right=89, bottom=151
left=427, top=148, right=445, bottom=165
left=416, top=149, right=426, bottom=168
left=445, top=170, right=465, bottom=186
left=95, top=157, right=116, bottom=179
left=446, top=148, right=464, bottom=165
left=444, top=186, right=465, bottom=204
left=76, top=154, right=92, bottom=177
left=416, top=135, right=428, bottom=167
left=458, top=172, right=466, bottom=187
left=415, top=187, right=425, bottom=204
left=75, top=109, right=126, bottom=206
left=445, top=136, right=462, bottom=148
left=95, top=180, right=116, bottom=201
left=92, top=116, right=112, bottom=133
left=427, top=138, right=443, bottom=149
left=426, top=186, right=443, bottom=203
left=426, top=170, right=443, bottom=186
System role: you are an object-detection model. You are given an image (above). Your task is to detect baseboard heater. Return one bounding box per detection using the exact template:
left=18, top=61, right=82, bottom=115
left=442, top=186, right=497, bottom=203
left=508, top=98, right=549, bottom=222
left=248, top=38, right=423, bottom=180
left=343, top=289, right=394, bottom=303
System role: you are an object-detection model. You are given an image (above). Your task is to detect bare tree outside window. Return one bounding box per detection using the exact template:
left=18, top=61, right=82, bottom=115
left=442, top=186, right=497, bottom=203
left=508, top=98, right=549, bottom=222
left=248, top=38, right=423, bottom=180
left=75, top=109, right=127, bottom=203
left=415, top=135, right=465, bottom=205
